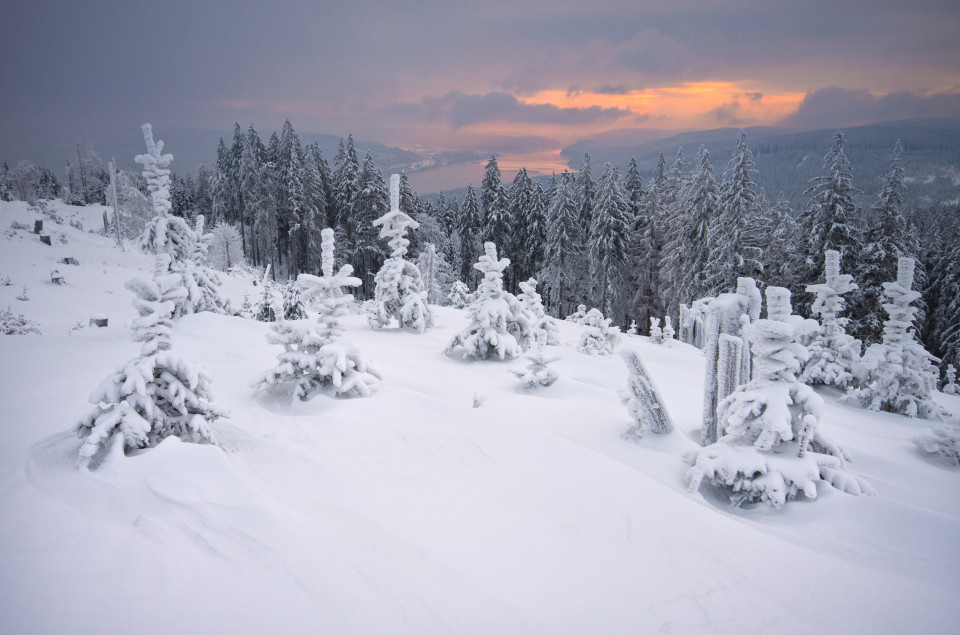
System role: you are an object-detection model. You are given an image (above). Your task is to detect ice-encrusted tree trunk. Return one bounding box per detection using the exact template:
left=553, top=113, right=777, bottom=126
left=446, top=242, right=522, bottom=360
left=620, top=349, right=673, bottom=439
left=800, top=249, right=861, bottom=388
left=700, top=277, right=761, bottom=445
left=717, top=333, right=743, bottom=404
left=687, top=286, right=873, bottom=507
left=855, top=257, right=943, bottom=418
left=367, top=174, right=433, bottom=331
left=252, top=228, right=380, bottom=400
left=76, top=255, right=226, bottom=469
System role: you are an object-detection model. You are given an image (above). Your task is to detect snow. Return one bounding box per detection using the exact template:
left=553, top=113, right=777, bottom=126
left=2, top=199, right=960, bottom=633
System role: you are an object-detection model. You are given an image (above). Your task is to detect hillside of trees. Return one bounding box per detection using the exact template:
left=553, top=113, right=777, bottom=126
left=2, top=121, right=958, bottom=376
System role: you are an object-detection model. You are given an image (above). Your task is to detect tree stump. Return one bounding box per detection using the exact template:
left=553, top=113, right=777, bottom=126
left=34, top=220, right=43, bottom=234
left=89, top=317, right=108, bottom=328
left=39, top=235, right=52, bottom=246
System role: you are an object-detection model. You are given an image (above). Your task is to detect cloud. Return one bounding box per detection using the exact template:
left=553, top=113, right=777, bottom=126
left=381, top=91, right=631, bottom=129
left=781, top=87, right=960, bottom=130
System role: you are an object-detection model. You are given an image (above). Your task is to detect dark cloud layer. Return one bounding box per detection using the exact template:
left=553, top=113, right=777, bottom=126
left=782, top=87, right=960, bottom=130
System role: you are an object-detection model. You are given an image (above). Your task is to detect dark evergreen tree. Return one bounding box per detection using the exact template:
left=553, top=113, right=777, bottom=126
left=590, top=164, right=632, bottom=322
left=458, top=185, right=483, bottom=287
left=352, top=152, right=389, bottom=298
left=542, top=172, right=581, bottom=318
left=711, top=129, right=763, bottom=291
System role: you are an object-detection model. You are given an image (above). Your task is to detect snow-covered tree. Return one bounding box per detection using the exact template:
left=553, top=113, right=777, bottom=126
left=416, top=243, right=454, bottom=305
left=649, top=317, right=663, bottom=344
left=254, top=275, right=278, bottom=322
left=206, top=220, right=245, bottom=271
left=687, top=286, right=873, bottom=507
left=367, top=174, right=433, bottom=331
left=620, top=349, right=673, bottom=438
left=541, top=172, right=581, bottom=318
left=662, top=316, right=675, bottom=341
left=514, top=344, right=559, bottom=389
left=446, top=242, right=521, bottom=360
left=854, top=258, right=943, bottom=418
left=801, top=250, right=862, bottom=389
left=517, top=277, right=559, bottom=345
left=447, top=280, right=472, bottom=309
left=252, top=229, right=380, bottom=400
left=589, top=163, right=632, bottom=321
left=136, top=124, right=194, bottom=262
left=943, top=364, right=958, bottom=395
left=913, top=426, right=960, bottom=466
left=282, top=280, right=308, bottom=320
left=458, top=185, right=483, bottom=286
left=480, top=156, right=512, bottom=275
left=577, top=308, right=620, bottom=356
left=76, top=257, right=226, bottom=468
left=566, top=304, right=588, bottom=324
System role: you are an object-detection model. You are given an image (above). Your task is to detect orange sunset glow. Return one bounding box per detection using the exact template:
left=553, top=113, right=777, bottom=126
left=519, top=83, right=807, bottom=131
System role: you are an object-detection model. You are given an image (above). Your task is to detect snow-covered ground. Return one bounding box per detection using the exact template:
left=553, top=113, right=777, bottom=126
left=1, top=200, right=959, bottom=634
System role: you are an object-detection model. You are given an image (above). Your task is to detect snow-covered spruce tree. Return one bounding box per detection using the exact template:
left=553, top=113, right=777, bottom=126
left=446, top=242, right=522, bottom=360
left=282, top=279, right=308, bottom=320
left=943, top=364, right=958, bottom=395
left=913, top=426, right=960, bottom=466
left=662, top=316, right=675, bottom=341
left=800, top=250, right=861, bottom=389
left=687, top=286, right=873, bottom=507
left=855, top=257, right=944, bottom=418
left=649, top=317, right=663, bottom=344
left=578, top=308, right=620, bottom=356
left=447, top=280, right=472, bottom=309
left=620, top=349, right=673, bottom=439
left=514, top=343, right=559, bottom=389
left=76, top=255, right=225, bottom=468
left=135, top=125, right=226, bottom=315
left=252, top=228, right=381, bottom=400
left=517, top=277, right=559, bottom=345
left=367, top=174, right=433, bottom=331
left=254, top=277, right=277, bottom=322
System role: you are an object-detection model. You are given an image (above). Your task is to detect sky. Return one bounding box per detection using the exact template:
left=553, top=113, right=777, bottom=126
left=2, top=0, right=960, bottom=191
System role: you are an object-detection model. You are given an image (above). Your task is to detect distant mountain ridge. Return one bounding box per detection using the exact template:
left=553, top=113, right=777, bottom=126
left=561, top=119, right=960, bottom=212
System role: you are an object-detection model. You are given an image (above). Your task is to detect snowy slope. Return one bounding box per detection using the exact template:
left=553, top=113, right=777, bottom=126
left=1, top=200, right=959, bottom=634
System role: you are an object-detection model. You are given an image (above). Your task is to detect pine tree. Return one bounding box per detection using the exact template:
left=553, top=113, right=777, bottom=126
left=577, top=308, right=620, bottom=356
left=800, top=130, right=864, bottom=289
left=856, top=258, right=944, bottom=419
left=252, top=229, right=381, bottom=400
left=541, top=172, right=581, bottom=318
left=282, top=280, right=308, bottom=320
left=711, top=129, right=763, bottom=291
left=76, top=256, right=226, bottom=468
left=589, top=163, right=632, bottom=322
left=368, top=174, right=433, bottom=331
left=458, top=185, right=483, bottom=287
left=800, top=250, right=862, bottom=389
left=352, top=152, right=390, bottom=298
left=851, top=140, right=909, bottom=346
left=762, top=193, right=803, bottom=291
left=480, top=156, right=512, bottom=285
left=446, top=242, right=522, bottom=360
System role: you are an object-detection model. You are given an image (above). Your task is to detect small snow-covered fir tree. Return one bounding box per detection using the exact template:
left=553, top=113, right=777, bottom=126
left=620, top=350, right=673, bottom=439
left=800, top=250, right=861, bottom=389
left=282, top=279, right=308, bottom=320
left=517, top=277, right=559, bottom=345
left=367, top=174, right=433, bottom=331
left=253, top=229, right=381, bottom=400
left=447, top=280, right=472, bottom=309
left=238, top=292, right=253, bottom=318
left=1, top=308, right=41, bottom=335
left=687, top=286, right=873, bottom=507
left=445, top=242, right=521, bottom=360
left=76, top=255, right=226, bottom=468
left=627, top=320, right=638, bottom=336
left=855, top=257, right=943, bottom=418
left=254, top=279, right=277, bottom=322
left=942, top=364, right=958, bottom=396
left=913, top=426, right=960, bottom=466
left=662, top=315, right=675, bottom=341
left=514, top=343, right=559, bottom=389
left=649, top=317, right=663, bottom=344
left=577, top=308, right=620, bottom=356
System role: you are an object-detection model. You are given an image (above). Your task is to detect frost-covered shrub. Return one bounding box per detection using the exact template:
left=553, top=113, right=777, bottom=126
left=367, top=174, right=433, bottom=332
left=76, top=261, right=226, bottom=469
left=253, top=228, right=380, bottom=401
left=0, top=275, right=13, bottom=286
left=565, top=304, right=588, bottom=323
left=853, top=258, right=944, bottom=419
left=620, top=350, right=673, bottom=439
left=206, top=220, right=245, bottom=271
left=514, top=344, right=559, bottom=389
left=577, top=308, right=620, bottom=356
left=687, top=286, right=874, bottom=508
left=800, top=250, right=861, bottom=389
left=913, top=426, right=960, bottom=466
left=1, top=308, right=41, bottom=335
left=446, top=242, right=522, bottom=360
left=447, top=280, right=472, bottom=309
